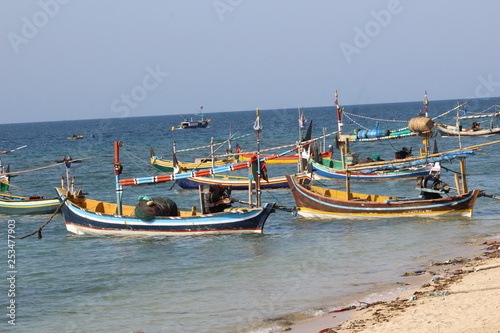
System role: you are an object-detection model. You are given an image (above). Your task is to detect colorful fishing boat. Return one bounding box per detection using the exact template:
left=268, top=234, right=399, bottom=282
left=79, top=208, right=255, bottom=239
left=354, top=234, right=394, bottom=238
left=0, top=193, right=60, bottom=215
left=171, top=108, right=211, bottom=130
left=336, top=92, right=469, bottom=143
left=435, top=123, right=500, bottom=136
left=150, top=137, right=239, bottom=173
left=151, top=155, right=238, bottom=172
left=67, top=135, right=84, bottom=139
left=286, top=139, right=500, bottom=219
left=176, top=172, right=311, bottom=190
left=57, top=111, right=279, bottom=237
left=310, top=158, right=431, bottom=180
left=434, top=104, right=500, bottom=136
left=428, top=100, right=500, bottom=136
left=238, top=151, right=332, bottom=165
left=286, top=174, right=481, bottom=219
left=309, top=91, right=435, bottom=180
left=56, top=185, right=274, bottom=236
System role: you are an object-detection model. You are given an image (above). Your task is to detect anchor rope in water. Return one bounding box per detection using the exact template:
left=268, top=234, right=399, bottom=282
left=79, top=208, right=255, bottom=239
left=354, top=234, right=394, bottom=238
left=20, top=198, right=68, bottom=239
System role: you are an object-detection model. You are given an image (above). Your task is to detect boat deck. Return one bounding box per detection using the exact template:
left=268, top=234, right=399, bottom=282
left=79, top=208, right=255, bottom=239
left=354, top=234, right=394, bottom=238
left=305, top=183, right=400, bottom=202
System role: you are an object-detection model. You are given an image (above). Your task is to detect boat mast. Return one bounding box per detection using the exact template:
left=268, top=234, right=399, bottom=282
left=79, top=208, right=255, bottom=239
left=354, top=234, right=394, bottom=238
left=228, top=123, right=233, bottom=153
left=423, top=90, right=429, bottom=117
left=335, top=90, right=343, bottom=135
left=210, top=137, right=215, bottom=169
left=114, top=141, right=124, bottom=215
left=297, top=106, right=306, bottom=173
left=419, top=93, right=432, bottom=156
left=335, top=91, right=349, bottom=169
left=61, top=157, right=75, bottom=194
left=253, top=108, right=263, bottom=206
left=456, top=100, right=463, bottom=149
left=298, top=105, right=306, bottom=141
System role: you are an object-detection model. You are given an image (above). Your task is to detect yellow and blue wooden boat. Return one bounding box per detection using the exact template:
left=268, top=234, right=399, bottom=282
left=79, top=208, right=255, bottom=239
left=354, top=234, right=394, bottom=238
left=0, top=193, right=60, bottom=215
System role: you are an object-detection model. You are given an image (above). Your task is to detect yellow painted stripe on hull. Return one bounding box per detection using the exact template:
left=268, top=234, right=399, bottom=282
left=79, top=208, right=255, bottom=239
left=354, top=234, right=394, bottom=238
left=297, top=207, right=473, bottom=218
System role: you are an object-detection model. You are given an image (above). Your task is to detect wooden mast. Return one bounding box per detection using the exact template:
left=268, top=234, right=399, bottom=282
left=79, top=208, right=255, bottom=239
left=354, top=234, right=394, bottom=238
left=251, top=108, right=263, bottom=206
left=335, top=91, right=350, bottom=169
left=114, top=141, right=124, bottom=215
left=335, top=90, right=351, bottom=199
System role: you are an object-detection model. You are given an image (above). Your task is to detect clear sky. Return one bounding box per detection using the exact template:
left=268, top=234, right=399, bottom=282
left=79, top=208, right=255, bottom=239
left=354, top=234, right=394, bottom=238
left=1, top=0, right=500, bottom=124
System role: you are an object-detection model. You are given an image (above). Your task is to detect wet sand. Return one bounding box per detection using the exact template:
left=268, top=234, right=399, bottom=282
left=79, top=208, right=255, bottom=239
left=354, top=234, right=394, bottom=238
left=287, top=240, right=500, bottom=333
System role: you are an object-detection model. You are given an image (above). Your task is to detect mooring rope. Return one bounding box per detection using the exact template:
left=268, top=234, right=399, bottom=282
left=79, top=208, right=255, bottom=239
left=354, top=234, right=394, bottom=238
left=20, top=198, right=68, bottom=239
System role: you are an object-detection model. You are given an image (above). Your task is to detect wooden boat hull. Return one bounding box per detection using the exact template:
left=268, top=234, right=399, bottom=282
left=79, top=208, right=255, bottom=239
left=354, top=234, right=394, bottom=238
left=311, top=160, right=431, bottom=180
left=0, top=194, right=60, bottom=215
left=176, top=173, right=311, bottom=190
left=435, top=123, right=500, bottom=136
left=285, top=175, right=481, bottom=219
left=55, top=187, right=275, bottom=236
left=238, top=151, right=332, bottom=165
left=151, top=155, right=238, bottom=172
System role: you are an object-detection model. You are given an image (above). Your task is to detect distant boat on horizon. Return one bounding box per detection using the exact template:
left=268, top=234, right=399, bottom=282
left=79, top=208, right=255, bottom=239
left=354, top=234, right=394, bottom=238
left=171, top=107, right=211, bottom=130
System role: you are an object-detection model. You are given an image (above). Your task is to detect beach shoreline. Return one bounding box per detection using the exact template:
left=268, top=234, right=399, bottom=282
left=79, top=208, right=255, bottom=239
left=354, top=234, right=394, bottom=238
left=285, top=237, right=500, bottom=333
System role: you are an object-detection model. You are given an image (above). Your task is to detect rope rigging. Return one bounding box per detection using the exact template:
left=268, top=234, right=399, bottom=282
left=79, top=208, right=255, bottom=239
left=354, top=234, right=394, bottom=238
left=342, top=111, right=409, bottom=123
left=176, top=133, right=251, bottom=153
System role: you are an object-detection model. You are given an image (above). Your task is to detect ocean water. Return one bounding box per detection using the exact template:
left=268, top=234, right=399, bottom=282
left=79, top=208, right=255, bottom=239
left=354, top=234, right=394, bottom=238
left=1, top=97, right=500, bottom=333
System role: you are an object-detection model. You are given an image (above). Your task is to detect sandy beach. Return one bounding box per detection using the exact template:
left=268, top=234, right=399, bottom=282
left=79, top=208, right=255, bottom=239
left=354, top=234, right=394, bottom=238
left=287, top=240, right=500, bottom=333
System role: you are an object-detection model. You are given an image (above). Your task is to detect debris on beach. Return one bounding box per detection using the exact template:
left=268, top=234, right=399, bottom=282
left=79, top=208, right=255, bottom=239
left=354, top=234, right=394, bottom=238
left=329, top=305, right=356, bottom=313
left=430, top=257, right=469, bottom=266
left=402, top=270, right=426, bottom=276
left=483, top=241, right=499, bottom=250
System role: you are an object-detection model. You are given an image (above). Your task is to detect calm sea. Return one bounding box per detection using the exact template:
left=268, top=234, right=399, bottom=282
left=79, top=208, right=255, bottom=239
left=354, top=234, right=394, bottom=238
left=1, top=98, right=500, bottom=333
